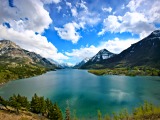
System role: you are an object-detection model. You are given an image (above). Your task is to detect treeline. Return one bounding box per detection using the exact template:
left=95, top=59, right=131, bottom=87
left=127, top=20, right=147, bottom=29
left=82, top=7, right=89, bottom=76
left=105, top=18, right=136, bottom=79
left=88, top=66, right=160, bottom=76
left=0, top=94, right=63, bottom=120
left=0, top=63, right=46, bottom=84
left=1, top=94, right=160, bottom=120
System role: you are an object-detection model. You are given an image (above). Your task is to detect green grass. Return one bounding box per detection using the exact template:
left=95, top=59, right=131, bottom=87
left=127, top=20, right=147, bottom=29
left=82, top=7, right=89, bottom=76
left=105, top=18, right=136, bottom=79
left=0, top=63, right=47, bottom=84
left=88, top=66, right=160, bottom=76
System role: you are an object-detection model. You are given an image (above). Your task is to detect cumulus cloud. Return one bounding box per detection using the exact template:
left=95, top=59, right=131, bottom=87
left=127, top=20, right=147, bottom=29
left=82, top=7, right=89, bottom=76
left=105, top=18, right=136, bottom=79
left=77, top=0, right=88, bottom=11
left=98, top=15, right=121, bottom=35
left=57, top=6, right=62, bottom=13
left=0, top=0, right=52, bottom=33
left=54, top=22, right=82, bottom=44
left=0, top=25, right=68, bottom=60
left=0, top=0, right=68, bottom=61
left=65, top=38, right=139, bottom=63
left=71, top=7, right=78, bottom=17
left=98, top=12, right=155, bottom=38
left=66, top=2, right=72, bottom=8
left=98, top=0, right=159, bottom=38
left=102, top=7, right=112, bottom=13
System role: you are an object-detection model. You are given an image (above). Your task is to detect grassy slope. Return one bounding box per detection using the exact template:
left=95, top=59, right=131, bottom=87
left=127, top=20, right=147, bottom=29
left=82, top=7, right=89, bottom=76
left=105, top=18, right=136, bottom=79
left=0, top=59, right=47, bottom=84
left=88, top=66, right=160, bottom=76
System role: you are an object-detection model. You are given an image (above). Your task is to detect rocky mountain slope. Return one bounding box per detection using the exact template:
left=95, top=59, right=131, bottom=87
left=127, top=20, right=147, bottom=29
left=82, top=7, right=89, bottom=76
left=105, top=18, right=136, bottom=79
left=81, top=30, right=160, bottom=69
left=80, top=49, right=115, bottom=69
left=0, top=40, right=57, bottom=83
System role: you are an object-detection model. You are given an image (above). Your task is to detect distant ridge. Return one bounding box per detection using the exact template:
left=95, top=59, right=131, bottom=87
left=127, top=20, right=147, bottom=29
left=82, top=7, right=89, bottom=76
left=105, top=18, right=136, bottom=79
left=81, top=30, right=160, bottom=69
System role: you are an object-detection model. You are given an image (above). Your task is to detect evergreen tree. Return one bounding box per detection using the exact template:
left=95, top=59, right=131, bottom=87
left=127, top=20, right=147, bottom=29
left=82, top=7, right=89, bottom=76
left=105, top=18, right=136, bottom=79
left=9, top=94, right=21, bottom=114
left=45, top=98, right=53, bottom=117
left=0, top=96, right=8, bottom=109
left=31, top=93, right=40, bottom=113
left=39, top=96, right=46, bottom=116
left=48, top=103, right=63, bottom=120
left=17, top=94, right=30, bottom=110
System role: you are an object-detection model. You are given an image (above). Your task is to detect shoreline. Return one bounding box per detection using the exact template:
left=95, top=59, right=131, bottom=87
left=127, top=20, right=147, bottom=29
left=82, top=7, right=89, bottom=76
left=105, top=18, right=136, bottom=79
left=0, top=69, right=57, bottom=87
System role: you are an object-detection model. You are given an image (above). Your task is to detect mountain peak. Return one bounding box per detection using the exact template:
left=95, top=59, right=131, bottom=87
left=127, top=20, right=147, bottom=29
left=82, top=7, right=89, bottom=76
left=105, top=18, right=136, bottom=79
left=0, top=40, right=20, bottom=49
left=89, top=49, right=115, bottom=63
left=149, top=30, right=160, bottom=37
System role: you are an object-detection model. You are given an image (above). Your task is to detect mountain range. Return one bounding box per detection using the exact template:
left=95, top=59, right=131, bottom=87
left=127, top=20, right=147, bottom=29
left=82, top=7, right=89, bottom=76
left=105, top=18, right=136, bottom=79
left=80, top=30, right=160, bottom=69
left=0, top=40, right=57, bottom=83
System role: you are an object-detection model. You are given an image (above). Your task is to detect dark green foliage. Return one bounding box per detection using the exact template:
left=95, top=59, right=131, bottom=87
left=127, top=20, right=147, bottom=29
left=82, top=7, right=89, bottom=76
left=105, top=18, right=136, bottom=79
left=17, top=94, right=30, bottom=110
left=48, top=103, right=63, bottom=120
left=0, top=62, right=47, bottom=84
left=1, top=94, right=63, bottom=119
left=0, top=96, right=8, bottom=109
left=45, top=98, right=53, bottom=117
left=30, top=93, right=41, bottom=114
left=9, top=94, right=21, bottom=114
left=88, top=66, right=160, bottom=76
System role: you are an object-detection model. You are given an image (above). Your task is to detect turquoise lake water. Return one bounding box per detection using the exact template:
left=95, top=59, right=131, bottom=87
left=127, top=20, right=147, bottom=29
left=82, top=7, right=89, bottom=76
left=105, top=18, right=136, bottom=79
left=0, top=69, right=160, bottom=119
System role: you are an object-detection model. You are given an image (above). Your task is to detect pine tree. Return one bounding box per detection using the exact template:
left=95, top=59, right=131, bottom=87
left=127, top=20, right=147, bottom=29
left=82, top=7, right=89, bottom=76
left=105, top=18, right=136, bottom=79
left=31, top=93, right=40, bottom=113
left=0, top=96, right=8, bottom=109
left=9, top=94, right=21, bottom=114
left=17, top=94, right=30, bottom=110
left=39, top=96, right=46, bottom=116
left=45, top=98, right=53, bottom=117
left=48, top=103, right=63, bottom=120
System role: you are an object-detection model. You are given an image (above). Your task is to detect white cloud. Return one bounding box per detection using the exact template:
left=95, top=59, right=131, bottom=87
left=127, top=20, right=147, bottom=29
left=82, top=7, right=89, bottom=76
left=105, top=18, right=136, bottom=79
left=0, top=0, right=68, bottom=61
left=54, top=22, right=82, bottom=44
left=99, top=0, right=159, bottom=38
left=127, top=0, right=144, bottom=12
left=98, top=12, right=155, bottom=38
left=0, top=0, right=52, bottom=33
left=65, top=38, right=139, bottom=63
left=66, top=2, right=72, bottom=8
left=98, top=15, right=120, bottom=35
left=126, top=0, right=160, bottom=23
left=0, top=25, right=68, bottom=61
left=102, top=7, right=112, bottom=13
left=41, top=0, right=61, bottom=4
left=71, top=7, right=78, bottom=17
left=57, top=6, right=62, bottom=13
left=77, top=0, right=88, bottom=11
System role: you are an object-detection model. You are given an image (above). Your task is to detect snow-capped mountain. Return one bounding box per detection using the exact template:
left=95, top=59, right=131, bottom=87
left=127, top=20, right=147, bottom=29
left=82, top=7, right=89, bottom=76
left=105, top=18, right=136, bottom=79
left=90, top=49, right=115, bottom=63
left=80, top=49, right=115, bottom=69
left=74, top=57, right=90, bottom=68
left=47, top=58, right=73, bottom=68
left=81, top=30, right=160, bottom=69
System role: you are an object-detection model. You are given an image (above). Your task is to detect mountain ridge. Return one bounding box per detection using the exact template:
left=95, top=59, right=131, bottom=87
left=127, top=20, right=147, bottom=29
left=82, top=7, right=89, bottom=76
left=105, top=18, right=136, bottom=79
left=0, top=40, right=57, bottom=83
left=81, top=30, right=160, bottom=69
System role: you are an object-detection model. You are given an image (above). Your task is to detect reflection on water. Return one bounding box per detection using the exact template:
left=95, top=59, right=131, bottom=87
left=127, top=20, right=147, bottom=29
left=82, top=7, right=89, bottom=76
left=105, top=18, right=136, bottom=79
left=0, top=69, right=160, bottom=118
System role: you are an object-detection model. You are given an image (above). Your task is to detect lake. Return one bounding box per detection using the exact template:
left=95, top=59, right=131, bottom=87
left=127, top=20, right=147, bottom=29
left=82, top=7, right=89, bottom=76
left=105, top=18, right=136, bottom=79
left=0, top=69, right=160, bottom=119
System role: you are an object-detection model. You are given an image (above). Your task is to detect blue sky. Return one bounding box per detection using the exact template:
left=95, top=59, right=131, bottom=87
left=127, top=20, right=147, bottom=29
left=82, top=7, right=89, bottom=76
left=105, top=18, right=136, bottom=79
left=0, top=0, right=160, bottom=65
